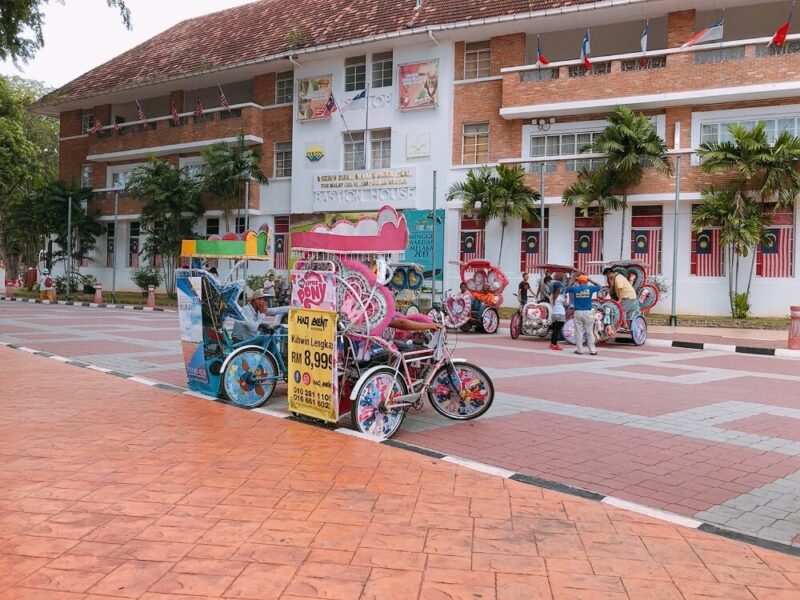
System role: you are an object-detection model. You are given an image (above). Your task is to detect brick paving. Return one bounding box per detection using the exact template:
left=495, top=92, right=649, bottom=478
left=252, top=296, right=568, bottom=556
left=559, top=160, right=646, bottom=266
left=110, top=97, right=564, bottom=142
left=3, top=303, right=800, bottom=551
left=2, top=347, right=800, bottom=599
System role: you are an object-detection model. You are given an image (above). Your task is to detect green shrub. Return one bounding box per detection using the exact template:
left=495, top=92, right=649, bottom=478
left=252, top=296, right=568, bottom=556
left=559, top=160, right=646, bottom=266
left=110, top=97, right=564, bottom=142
left=733, top=292, right=751, bottom=319
left=246, top=274, right=266, bottom=292
left=131, top=267, right=163, bottom=292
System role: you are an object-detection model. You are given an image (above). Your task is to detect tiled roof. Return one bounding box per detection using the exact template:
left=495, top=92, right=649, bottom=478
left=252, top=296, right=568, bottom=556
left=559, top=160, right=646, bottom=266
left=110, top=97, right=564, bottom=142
left=36, top=0, right=598, bottom=109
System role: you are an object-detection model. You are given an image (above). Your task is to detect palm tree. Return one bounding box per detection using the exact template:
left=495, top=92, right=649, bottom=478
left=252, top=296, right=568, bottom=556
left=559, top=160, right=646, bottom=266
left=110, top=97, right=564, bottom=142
left=585, top=106, right=673, bottom=258
left=694, top=123, right=800, bottom=316
left=562, top=166, right=622, bottom=224
left=125, top=158, right=204, bottom=296
left=447, top=165, right=539, bottom=264
left=38, top=180, right=102, bottom=271
left=201, top=133, right=268, bottom=232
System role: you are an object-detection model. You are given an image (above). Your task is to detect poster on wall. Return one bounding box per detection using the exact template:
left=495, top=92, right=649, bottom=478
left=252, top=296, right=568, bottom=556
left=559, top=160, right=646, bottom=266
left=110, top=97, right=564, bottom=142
left=287, top=308, right=339, bottom=423
left=398, top=60, right=439, bottom=111
left=403, top=209, right=444, bottom=281
left=176, top=275, right=207, bottom=386
left=297, top=75, right=336, bottom=122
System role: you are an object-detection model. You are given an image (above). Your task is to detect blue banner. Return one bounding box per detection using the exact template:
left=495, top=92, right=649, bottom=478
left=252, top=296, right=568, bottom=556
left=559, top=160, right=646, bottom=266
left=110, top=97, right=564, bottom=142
left=403, top=209, right=445, bottom=282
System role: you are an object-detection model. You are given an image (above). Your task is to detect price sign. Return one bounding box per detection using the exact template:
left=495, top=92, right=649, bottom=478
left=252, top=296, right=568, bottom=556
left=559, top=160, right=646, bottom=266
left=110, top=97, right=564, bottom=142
left=287, top=308, right=339, bottom=422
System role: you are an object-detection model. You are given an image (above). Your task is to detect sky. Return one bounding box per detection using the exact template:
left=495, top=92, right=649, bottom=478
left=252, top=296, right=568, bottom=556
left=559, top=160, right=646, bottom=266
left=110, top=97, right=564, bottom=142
left=0, top=0, right=257, bottom=89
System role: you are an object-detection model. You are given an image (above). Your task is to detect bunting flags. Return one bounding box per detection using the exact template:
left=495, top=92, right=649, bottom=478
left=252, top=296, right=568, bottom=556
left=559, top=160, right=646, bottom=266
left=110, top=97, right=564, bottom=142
left=580, top=30, right=592, bottom=69
left=171, top=101, right=180, bottom=125
left=681, top=14, right=724, bottom=48
left=536, top=34, right=549, bottom=67
left=218, top=84, right=231, bottom=112
left=194, top=97, right=204, bottom=118
left=640, top=19, right=649, bottom=54
left=769, top=2, right=794, bottom=46
left=88, top=118, right=103, bottom=135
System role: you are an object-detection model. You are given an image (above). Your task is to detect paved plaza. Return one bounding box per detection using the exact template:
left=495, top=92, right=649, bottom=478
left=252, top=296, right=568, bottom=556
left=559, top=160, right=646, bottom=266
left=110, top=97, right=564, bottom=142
left=2, top=342, right=800, bottom=599
left=2, top=303, right=800, bottom=557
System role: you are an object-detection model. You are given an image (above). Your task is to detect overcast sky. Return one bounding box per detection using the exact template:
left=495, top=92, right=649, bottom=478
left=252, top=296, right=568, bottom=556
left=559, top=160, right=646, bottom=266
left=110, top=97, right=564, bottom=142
left=0, top=0, right=257, bottom=89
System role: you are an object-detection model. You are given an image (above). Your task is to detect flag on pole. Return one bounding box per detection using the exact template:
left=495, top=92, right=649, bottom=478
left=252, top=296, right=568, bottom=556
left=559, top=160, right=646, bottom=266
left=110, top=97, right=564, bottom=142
left=171, top=101, right=180, bottom=125
left=323, top=93, right=337, bottom=116
left=692, top=229, right=723, bottom=276
left=341, top=89, right=366, bottom=111
left=769, top=2, right=794, bottom=46
left=194, top=97, right=204, bottom=118
left=641, top=19, right=649, bottom=54
left=218, top=84, right=231, bottom=112
left=681, top=15, right=725, bottom=48
left=580, top=30, right=592, bottom=70
left=89, top=118, right=103, bottom=135
left=758, top=227, right=794, bottom=277
left=535, top=34, right=549, bottom=67
left=135, top=100, right=149, bottom=128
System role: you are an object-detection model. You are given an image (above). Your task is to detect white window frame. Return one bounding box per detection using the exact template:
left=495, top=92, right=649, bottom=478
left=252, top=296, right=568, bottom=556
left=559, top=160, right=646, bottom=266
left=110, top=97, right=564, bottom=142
left=275, top=71, right=294, bottom=105
left=206, top=218, right=220, bottom=236
left=274, top=142, right=292, bottom=178
left=462, top=123, right=489, bottom=165
left=343, top=131, right=366, bottom=171
left=107, top=162, right=145, bottom=190
left=371, top=51, right=393, bottom=88
left=81, top=165, right=93, bottom=188
left=179, top=156, right=205, bottom=180
left=345, top=55, right=367, bottom=92
left=370, top=129, right=391, bottom=169
left=235, top=217, right=247, bottom=234
left=464, top=41, right=491, bottom=80
left=81, top=109, right=94, bottom=134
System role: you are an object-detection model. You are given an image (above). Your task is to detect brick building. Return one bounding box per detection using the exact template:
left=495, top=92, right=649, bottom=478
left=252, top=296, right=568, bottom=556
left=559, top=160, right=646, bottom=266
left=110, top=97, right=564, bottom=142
left=33, top=0, right=800, bottom=316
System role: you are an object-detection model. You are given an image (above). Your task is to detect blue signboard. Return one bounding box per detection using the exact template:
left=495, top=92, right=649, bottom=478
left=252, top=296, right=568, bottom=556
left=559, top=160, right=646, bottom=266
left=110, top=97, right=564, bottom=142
left=403, top=209, right=445, bottom=282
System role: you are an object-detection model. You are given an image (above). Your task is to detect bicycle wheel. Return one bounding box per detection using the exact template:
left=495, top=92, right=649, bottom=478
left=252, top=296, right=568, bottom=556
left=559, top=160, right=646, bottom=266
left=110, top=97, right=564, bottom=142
left=510, top=311, right=522, bottom=339
left=351, top=367, right=408, bottom=438
left=428, top=362, right=494, bottom=420
left=222, top=347, right=279, bottom=408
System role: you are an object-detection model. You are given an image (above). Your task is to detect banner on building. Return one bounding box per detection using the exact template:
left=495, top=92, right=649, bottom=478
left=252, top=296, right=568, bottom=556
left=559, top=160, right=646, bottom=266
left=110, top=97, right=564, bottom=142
left=297, top=75, right=335, bottom=122
left=398, top=60, right=439, bottom=111
left=287, top=308, right=339, bottom=423
left=403, top=209, right=444, bottom=281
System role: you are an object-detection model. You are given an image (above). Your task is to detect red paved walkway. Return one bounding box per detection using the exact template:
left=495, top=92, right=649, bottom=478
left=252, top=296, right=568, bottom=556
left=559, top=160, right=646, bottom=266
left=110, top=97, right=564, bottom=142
left=1, top=347, right=800, bottom=599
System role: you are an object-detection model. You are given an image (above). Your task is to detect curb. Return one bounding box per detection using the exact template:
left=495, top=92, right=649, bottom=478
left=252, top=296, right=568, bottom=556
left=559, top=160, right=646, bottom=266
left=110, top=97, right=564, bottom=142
left=493, top=326, right=799, bottom=359
left=2, top=340, right=799, bottom=558
left=1, top=296, right=170, bottom=312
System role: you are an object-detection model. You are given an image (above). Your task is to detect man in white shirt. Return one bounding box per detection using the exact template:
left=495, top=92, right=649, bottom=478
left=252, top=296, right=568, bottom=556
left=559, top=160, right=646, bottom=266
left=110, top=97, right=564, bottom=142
left=236, top=289, right=289, bottom=340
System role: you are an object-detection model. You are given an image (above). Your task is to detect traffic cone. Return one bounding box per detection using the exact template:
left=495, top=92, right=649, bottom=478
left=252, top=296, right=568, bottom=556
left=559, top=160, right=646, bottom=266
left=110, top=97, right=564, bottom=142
left=146, top=285, right=156, bottom=308
left=93, top=283, right=103, bottom=304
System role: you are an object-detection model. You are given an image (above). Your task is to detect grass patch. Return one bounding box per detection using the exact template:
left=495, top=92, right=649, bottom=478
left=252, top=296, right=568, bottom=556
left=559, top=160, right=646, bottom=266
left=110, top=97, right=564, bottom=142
left=6, top=289, right=177, bottom=307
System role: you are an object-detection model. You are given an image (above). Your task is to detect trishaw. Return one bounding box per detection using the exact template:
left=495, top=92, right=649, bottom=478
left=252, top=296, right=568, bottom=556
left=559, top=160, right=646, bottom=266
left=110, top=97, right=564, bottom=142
left=387, top=261, right=425, bottom=315
left=439, top=259, right=507, bottom=334
left=290, top=206, right=496, bottom=439
left=510, top=263, right=580, bottom=340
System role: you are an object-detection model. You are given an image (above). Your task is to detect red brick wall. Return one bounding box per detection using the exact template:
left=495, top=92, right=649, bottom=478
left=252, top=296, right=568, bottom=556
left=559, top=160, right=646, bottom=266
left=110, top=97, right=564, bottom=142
left=667, top=10, right=696, bottom=48
left=169, top=90, right=185, bottom=113
left=254, top=73, right=277, bottom=106
left=93, top=104, right=111, bottom=126
left=261, top=105, right=293, bottom=178
left=60, top=110, right=82, bottom=138
left=59, top=137, right=89, bottom=184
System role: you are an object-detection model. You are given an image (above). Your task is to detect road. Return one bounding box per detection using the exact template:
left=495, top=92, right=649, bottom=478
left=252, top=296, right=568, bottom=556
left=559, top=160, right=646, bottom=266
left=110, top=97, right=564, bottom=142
left=3, top=302, right=800, bottom=551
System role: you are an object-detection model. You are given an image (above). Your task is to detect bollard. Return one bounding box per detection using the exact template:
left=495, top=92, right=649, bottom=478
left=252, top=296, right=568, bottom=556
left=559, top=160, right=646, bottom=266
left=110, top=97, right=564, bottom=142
left=93, top=283, right=103, bottom=304
left=146, top=284, right=156, bottom=308
left=789, top=306, right=800, bottom=350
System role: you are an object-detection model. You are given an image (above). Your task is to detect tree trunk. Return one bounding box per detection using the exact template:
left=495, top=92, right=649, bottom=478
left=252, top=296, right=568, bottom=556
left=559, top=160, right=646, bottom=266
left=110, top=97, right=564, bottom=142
left=497, top=224, right=505, bottom=265
left=745, top=245, right=756, bottom=296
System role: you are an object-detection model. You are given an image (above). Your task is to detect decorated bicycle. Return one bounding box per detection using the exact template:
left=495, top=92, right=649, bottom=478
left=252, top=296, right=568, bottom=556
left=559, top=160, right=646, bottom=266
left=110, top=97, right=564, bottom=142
left=387, top=261, right=425, bottom=315
left=441, top=259, right=508, bottom=334
left=510, top=263, right=581, bottom=340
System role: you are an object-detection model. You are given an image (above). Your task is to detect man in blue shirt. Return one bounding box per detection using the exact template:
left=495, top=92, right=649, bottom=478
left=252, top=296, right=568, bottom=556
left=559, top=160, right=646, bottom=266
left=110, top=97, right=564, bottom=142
left=566, top=274, right=601, bottom=355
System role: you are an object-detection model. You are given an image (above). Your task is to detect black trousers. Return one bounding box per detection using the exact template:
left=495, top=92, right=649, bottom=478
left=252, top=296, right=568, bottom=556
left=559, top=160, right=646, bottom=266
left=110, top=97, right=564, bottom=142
left=551, top=319, right=565, bottom=345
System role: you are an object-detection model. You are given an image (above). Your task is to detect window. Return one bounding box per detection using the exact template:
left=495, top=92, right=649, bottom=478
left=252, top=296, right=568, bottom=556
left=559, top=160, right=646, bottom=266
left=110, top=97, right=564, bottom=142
left=106, top=223, right=115, bottom=268
left=185, top=163, right=204, bottom=179
left=344, top=131, right=366, bottom=171
left=345, top=55, right=366, bottom=92
left=236, top=217, right=246, bottom=234
left=529, top=131, right=605, bottom=173
left=370, top=129, right=391, bottom=169
left=756, top=40, right=800, bottom=57
left=274, top=142, right=292, bottom=178
left=111, top=168, right=135, bottom=189
left=81, top=109, right=94, bottom=134
left=276, top=71, right=294, bottom=104
left=81, top=165, right=93, bottom=188
left=206, top=218, right=219, bottom=237
left=700, top=117, right=797, bottom=146
left=372, top=51, right=393, bottom=88
left=128, top=222, right=140, bottom=268
left=462, top=123, right=489, bottom=164
left=464, top=41, right=491, bottom=79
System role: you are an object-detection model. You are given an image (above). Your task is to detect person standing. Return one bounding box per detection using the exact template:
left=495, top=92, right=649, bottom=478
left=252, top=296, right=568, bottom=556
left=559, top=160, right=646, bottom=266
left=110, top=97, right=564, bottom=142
left=38, top=268, right=56, bottom=302
left=518, top=273, right=531, bottom=306
left=549, top=281, right=566, bottom=351
left=566, top=274, right=600, bottom=356
left=263, top=273, right=277, bottom=308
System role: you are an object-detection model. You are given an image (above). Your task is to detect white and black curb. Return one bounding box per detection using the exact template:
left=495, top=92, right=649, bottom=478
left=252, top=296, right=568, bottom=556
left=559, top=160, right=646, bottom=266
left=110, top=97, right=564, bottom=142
left=1, top=296, right=169, bottom=312
left=2, top=340, right=799, bottom=558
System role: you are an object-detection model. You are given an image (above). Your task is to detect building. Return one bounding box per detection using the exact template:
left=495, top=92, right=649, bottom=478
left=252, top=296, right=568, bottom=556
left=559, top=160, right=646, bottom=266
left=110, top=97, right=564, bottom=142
left=33, top=0, right=800, bottom=316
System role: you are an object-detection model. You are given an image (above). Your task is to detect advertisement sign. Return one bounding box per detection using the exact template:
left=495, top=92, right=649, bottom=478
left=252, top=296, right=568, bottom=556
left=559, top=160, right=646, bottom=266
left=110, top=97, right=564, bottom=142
left=291, top=270, right=337, bottom=311
left=403, top=209, right=445, bottom=281
left=297, top=75, right=335, bottom=122
left=287, top=308, right=339, bottom=422
left=398, top=60, right=439, bottom=111
left=312, top=167, right=417, bottom=212
left=176, top=275, right=207, bottom=386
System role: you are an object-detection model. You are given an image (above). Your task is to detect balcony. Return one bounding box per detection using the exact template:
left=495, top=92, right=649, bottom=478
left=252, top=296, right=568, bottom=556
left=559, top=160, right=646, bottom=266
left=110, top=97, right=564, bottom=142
left=500, top=34, right=800, bottom=120
left=86, top=104, right=262, bottom=162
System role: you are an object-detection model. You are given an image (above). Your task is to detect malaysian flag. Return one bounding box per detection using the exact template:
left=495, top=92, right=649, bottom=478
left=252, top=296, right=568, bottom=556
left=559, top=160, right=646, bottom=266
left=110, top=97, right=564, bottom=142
left=758, top=227, right=794, bottom=278
left=574, top=229, right=602, bottom=273
left=89, top=118, right=103, bottom=135
left=520, top=230, right=549, bottom=272
left=631, top=229, right=662, bottom=274
left=194, top=98, right=204, bottom=118
left=171, top=101, right=181, bottom=125
left=460, top=231, right=484, bottom=262
left=135, top=100, right=148, bottom=128
left=218, top=85, right=231, bottom=112
left=692, top=229, right=723, bottom=276
left=274, top=234, right=287, bottom=270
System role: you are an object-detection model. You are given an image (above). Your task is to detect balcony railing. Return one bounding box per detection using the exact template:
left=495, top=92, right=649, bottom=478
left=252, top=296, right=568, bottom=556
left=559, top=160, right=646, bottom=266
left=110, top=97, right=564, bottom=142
left=89, top=103, right=254, bottom=138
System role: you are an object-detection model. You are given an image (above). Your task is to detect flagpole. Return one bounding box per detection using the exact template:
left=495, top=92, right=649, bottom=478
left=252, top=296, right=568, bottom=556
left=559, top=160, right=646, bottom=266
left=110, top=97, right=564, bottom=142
left=364, top=83, right=370, bottom=169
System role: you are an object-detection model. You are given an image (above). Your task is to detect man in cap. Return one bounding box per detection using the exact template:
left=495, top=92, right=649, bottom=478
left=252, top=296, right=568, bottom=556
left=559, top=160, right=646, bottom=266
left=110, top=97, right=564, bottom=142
left=565, top=274, right=600, bottom=355
left=237, top=289, right=288, bottom=340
